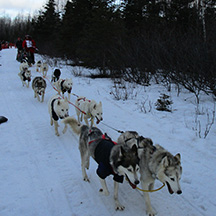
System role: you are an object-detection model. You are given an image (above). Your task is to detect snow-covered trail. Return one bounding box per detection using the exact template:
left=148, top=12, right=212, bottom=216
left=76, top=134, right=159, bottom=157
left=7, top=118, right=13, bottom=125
left=0, top=48, right=214, bottom=216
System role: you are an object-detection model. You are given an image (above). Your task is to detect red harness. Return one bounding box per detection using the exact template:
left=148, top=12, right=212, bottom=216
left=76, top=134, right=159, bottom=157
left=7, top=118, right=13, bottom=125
left=88, top=134, right=117, bottom=145
left=77, top=97, right=91, bottom=102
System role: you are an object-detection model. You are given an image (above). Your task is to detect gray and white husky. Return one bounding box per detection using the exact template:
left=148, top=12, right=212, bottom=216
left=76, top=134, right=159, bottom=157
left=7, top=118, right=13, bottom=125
left=118, top=131, right=182, bottom=216
left=48, top=95, right=69, bottom=136
left=62, top=117, right=140, bottom=210
left=117, top=131, right=155, bottom=154
left=139, top=144, right=182, bottom=216
left=18, top=69, right=31, bottom=87
left=32, top=76, right=47, bottom=102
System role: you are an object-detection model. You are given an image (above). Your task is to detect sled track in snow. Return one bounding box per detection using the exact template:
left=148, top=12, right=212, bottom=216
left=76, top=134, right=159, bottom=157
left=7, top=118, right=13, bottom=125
left=0, top=49, right=210, bottom=216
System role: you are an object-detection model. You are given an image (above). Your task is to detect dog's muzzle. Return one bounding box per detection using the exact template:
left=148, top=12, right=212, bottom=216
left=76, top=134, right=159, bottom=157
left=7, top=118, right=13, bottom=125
left=96, top=116, right=103, bottom=124
left=126, top=175, right=139, bottom=189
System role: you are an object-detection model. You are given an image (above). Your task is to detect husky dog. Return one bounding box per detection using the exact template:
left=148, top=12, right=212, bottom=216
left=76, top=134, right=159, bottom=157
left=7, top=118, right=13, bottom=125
left=18, top=69, right=31, bottom=87
left=118, top=131, right=181, bottom=215
left=117, top=131, right=154, bottom=150
left=41, top=62, right=49, bottom=76
left=62, top=117, right=140, bottom=210
left=20, top=53, right=29, bottom=64
left=51, top=69, right=61, bottom=83
left=48, top=95, right=69, bottom=136
left=32, top=76, right=47, bottom=102
left=0, top=116, right=8, bottom=124
left=117, top=131, right=139, bottom=146
left=75, top=96, right=103, bottom=127
left=54, top=78, right=73, bottom=100
left=19, top=61, right=29, bottom=72
left=36, top=60, right=42, bottom=72
left=139, top=144, right=182, bottom=216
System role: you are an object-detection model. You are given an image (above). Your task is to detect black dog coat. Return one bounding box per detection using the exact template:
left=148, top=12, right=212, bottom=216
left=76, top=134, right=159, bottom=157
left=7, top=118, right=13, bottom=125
left=94, top=138, right=124, bottom=183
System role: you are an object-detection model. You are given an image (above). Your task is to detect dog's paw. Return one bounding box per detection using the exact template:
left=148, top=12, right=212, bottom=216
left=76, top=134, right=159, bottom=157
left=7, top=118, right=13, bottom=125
left=83, top=177, right=90, bottom=182
left=115, top=203, right=125, bottom=211
left=147, top=213, right=156, bottom=216
left=146, top=209, right=157, bottom=216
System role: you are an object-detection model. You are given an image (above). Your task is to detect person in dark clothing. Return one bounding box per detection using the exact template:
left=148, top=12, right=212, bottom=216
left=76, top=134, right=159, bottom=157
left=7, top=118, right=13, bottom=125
left=16, top=37, right=23, bottom=50
left=16, top=37, right=23, bottom=62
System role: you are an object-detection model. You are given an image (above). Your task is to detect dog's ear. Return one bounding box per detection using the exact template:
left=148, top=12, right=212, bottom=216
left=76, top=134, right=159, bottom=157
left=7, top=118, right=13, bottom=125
left=99, top=101, right=102, bottom=106
left=57, top=99, right=61, bottom=105
left=120, top=146, right=126, bottom=157
left=174, top=153, right=181, bottom=162
left=162, top=156, right=169, bottom=167
left=131, top=144, right=138, bottom=154
left=93, top=104, right=97, bottom=109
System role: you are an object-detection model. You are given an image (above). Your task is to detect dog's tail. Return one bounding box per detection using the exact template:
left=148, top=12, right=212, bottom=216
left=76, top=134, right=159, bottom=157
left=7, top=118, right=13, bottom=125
left=62, top=117, right=81, bottom=135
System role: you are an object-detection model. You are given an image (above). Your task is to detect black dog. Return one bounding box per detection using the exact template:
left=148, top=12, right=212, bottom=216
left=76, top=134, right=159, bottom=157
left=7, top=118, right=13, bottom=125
left=51, top=69, right=61, bottom=82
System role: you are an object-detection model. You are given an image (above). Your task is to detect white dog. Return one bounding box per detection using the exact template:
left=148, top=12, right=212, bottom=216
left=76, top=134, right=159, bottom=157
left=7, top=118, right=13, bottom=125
left=54, top=78, right=73, bottom=100
left=75, top=96, right=103, bottom=127
left=36, top=60, right=42, bottom=72
left=48, top=95, right=69, bottom=136
left=19, top=61, right=29, bottom=72
left=18, top=70, right=31, bottom=87
left=41, top=62, right=49, bottom=76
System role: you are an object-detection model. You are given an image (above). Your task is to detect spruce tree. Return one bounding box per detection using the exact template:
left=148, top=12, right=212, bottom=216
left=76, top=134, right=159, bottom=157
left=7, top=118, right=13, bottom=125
left=33, top=0, right=60, bottom=55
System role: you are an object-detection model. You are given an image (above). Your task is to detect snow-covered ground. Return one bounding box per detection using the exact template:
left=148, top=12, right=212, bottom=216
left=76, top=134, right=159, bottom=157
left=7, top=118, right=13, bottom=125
left=0, top=48, right=215, bottom=216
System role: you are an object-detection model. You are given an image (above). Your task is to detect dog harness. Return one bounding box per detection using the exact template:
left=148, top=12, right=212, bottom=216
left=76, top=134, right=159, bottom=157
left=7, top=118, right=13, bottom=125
left=51, top=98, right=59, bottom=121
left=21, top=72, right=31, bottom=82
left=77, top=97, right=91, bottom=103
left=60, top=80, right=72, bottom=94
left=93, top=135, right=124, bottom=183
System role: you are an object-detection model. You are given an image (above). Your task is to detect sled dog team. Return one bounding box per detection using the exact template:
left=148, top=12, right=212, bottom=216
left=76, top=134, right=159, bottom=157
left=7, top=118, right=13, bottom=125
left=18, top=59, right=182, bottom=216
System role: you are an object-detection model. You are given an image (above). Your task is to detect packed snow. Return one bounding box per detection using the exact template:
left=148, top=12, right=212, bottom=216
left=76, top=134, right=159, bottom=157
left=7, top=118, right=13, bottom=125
left=0, top=48, right=215, bottom=216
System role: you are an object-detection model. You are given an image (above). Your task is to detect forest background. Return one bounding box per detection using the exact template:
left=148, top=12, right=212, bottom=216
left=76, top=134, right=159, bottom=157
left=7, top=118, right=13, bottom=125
left=0, top=0, right=215, bottom=101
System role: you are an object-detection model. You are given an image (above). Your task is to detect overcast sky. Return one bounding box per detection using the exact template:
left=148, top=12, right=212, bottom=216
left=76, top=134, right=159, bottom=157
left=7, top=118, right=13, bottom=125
left=0, top=0, right=46, bottom=19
